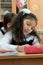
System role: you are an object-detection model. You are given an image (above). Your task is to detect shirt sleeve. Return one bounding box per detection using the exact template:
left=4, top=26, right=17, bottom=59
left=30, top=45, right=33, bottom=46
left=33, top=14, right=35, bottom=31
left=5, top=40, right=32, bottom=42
left=0, top=31, right=18, bottom=51
left=32, top=36, right=40, bottom=45
left=0, top=31, right=12, bottom=44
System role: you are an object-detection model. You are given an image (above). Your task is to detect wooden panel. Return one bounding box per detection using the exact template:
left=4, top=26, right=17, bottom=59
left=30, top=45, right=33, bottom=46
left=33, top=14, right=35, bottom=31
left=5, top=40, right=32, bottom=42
left=27, top=0, right=30, bottom=9
left=12, top=0, right=16, bottom=14
left=40, top=34, right=43, bottom=44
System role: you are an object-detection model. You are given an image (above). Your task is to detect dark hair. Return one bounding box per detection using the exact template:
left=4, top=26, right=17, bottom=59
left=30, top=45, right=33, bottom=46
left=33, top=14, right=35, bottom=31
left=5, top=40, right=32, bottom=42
left=12, top=12, right=40, bottom=43
left=23, top=13, right=38, bottom=25
left=3, top=13, right=15, bottom=30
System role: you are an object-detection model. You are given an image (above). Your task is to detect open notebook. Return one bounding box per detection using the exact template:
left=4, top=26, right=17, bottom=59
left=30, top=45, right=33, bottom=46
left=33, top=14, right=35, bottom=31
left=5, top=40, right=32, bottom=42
left=0, top=51, right=18, bottom=56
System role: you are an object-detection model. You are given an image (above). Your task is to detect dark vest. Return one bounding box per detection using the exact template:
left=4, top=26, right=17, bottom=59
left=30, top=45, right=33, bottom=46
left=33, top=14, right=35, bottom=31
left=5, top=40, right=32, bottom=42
left=11, top=38, right=34, bottom=45
left=11, top=31, right=37, bottom=45
left=0, top=28, right=5, bottom=35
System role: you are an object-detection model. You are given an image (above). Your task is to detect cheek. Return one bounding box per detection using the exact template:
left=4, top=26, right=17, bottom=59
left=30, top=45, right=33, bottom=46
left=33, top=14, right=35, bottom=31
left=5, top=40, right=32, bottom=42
left=32, top=21, right=36, bottom=27
left=8, top=25, right=11, bottom=28
left=23, top=23, right=26, bottom=29
left=7, top=24, right=12, bottom=28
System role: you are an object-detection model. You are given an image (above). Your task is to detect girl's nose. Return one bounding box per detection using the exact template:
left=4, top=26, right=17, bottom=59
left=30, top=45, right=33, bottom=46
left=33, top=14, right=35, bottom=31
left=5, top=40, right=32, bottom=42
left=28, top=26, right=31, bottom=30
left=27, top=27, right=32, bottom=32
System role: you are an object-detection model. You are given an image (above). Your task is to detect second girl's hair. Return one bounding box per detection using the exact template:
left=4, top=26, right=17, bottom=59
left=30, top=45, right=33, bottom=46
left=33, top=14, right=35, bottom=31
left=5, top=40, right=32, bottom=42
left=3, top=13, right=15, bottom=30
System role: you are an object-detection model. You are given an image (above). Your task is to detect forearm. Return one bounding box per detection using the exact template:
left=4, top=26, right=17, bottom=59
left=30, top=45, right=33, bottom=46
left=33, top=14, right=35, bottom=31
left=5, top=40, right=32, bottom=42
left=0, top=44, right=18, bottom=52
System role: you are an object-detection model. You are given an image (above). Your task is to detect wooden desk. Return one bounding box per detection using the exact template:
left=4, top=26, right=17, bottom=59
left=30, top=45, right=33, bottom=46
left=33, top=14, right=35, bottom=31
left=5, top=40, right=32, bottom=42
left=0, top=53, right=43, bottom=65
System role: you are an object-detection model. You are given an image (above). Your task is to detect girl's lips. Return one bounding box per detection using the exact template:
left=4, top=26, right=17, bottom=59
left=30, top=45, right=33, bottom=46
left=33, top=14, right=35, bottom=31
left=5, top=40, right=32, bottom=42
left=24, top=29, right=29, bottom=33
left=24, top=29, right=32, bottom=34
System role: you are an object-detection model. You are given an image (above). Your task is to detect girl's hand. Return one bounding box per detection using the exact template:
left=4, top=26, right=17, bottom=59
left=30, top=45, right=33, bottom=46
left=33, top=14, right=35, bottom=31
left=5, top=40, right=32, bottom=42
left=16, top=46, right=24, bottom=52
left=16, top=44, right=29, bottom=52
left=34, top=44, right=41, bottom=48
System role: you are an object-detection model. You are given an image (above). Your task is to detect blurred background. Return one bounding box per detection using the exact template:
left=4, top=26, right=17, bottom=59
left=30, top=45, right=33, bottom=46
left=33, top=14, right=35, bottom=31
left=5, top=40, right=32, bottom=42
left=0, top=0, right=43, bottom=30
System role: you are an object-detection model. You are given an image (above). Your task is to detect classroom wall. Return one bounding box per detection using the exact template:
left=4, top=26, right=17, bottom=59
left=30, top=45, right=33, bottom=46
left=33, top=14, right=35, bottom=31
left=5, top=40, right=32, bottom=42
left=27, top=0, right=43, bottom=29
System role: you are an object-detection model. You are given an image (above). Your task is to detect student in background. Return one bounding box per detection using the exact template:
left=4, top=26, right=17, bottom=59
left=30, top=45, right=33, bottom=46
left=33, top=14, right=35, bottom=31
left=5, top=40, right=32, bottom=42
left=0, top=13, right=18, bottom=51
left=11, top=8, right=40, bottom=52
left=0, top=9, right=40, bottom=52
left=0, top=13, right=15, bottom=38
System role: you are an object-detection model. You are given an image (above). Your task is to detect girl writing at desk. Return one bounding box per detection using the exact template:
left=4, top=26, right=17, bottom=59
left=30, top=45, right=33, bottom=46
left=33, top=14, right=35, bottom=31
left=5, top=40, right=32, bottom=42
left=11, top=8, right=40, bottom=52
left=0, top=12, right=15, bottom=38
left=0, top=9, right=40, bottom=52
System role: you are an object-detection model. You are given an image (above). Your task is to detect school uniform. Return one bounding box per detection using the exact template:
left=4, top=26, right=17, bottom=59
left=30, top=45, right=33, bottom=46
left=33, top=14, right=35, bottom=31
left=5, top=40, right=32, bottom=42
left=0, top=27, right=6, bottom=39
left=11, top=32, right=40, bottom=46
left=0, top=31, right=40, bottom=51
left=0, top=31, right=18, bottom=51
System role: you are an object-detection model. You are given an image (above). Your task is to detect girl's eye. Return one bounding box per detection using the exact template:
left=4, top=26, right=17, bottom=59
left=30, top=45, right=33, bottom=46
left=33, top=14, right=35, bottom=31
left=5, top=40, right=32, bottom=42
left=27, top=23, right=31, bottom=26
left=31, top=27, right=35, bottom=30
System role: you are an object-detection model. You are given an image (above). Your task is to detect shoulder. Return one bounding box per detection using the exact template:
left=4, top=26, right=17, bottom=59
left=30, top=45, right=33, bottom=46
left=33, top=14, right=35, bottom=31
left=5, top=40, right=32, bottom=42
left=0, top=27, right=4, bottom=38
left=25, top=34, right=34, bottom=41
left=25, top=34, right=39, bottom=42
left=4, top=31, right=12, bottom=38
left=32, top=36, right=40, bottom=45
left=1, top=27, right=5, bottom=31
left=0, top=30, right=12, bottom=41
left=0, top=27, right=6, bottom=34
left=0, top=30, right=12, bottom=44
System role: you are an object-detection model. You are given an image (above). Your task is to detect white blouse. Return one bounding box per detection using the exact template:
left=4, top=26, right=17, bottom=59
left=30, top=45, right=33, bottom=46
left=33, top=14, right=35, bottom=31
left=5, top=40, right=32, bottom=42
left=0, top=31, right=40, bottom=51
left=0, top=31, right=18, bottom=51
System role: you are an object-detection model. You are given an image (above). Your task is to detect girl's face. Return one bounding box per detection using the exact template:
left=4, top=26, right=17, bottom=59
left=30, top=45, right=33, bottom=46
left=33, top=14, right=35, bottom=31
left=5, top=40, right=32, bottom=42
left=23, top=19, right=37, bottom=35
left=7, top=22, right=12, bottom=30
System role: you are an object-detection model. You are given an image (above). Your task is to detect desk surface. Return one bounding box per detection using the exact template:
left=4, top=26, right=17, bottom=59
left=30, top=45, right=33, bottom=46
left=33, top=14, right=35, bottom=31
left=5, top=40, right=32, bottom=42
left=0, top=53, right=43, bottom=59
